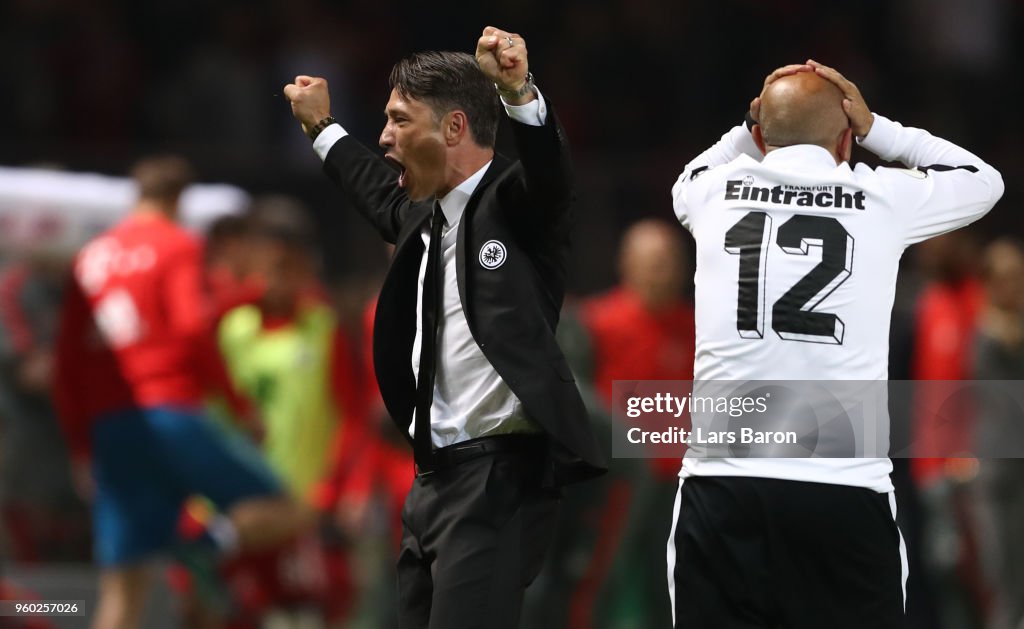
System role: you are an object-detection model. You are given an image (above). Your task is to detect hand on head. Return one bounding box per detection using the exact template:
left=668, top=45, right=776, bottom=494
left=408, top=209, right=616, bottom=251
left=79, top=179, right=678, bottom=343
left=283, top=75, right=332, bottom=135
left=750, top=61, right=872, bottom=140
left=805, top=60, right=873, bottom=139
left=475, top=26, right=531, bottom=99
left=748, top=60, right=868, bottom=163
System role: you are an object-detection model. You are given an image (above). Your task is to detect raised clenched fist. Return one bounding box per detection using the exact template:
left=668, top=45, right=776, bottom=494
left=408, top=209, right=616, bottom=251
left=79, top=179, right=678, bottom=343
left=283, top=75, right=332, bottom=136
left=475, top=26, right=535, bottom=105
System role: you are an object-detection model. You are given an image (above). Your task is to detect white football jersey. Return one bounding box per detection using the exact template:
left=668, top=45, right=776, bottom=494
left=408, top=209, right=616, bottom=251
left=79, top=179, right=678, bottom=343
left=672, top=114, right=1004, bottom=491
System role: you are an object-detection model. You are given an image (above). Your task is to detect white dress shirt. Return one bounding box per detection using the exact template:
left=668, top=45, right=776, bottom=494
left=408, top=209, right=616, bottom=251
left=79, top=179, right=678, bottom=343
left=314, top=89, right=550, bottom=447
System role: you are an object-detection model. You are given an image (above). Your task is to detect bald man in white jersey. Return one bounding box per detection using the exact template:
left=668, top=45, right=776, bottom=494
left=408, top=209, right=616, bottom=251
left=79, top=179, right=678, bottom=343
left=666, top=61, right=1003, bottom=628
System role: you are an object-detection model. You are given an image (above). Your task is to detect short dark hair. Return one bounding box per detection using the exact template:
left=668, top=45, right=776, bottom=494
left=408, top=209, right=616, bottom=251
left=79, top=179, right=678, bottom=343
left=389, top=51, right=500, bottom=148
left=130, top=155, right=194, bottom=203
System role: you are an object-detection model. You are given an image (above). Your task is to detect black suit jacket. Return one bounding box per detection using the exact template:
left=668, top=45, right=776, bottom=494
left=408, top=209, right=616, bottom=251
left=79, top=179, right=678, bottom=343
left=322, top=103, right=606, bottom=486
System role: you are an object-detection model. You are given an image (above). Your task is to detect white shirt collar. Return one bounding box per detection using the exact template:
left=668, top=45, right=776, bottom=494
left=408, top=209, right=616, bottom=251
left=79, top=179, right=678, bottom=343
left=436, top=160, right=492, bottom=226
left=761, top=145, right=842, bottom=171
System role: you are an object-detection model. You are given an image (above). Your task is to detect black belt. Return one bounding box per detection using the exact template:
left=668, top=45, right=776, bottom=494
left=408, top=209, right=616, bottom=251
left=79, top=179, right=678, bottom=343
left=415, top=434, right=546, bottom=477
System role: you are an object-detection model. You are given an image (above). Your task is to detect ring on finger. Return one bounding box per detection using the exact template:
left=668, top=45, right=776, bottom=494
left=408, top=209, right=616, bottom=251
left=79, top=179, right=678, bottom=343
left=505, top=36, right=514, bottom=48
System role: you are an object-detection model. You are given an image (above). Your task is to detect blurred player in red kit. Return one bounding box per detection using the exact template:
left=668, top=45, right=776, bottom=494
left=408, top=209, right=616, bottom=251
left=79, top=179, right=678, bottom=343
left=582, top=219, right=694, bottom=481
left=910, top=230, right=991, bottom=626
left=582, top=219, right=695, bottom=419
left=574, top=219, right=694, bottom=627
left=53, top=156, right=311, bottom=629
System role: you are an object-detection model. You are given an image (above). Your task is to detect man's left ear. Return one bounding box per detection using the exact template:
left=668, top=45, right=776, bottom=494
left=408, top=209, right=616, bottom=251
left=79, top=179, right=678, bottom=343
left=446, top=111, right=468, bottom=146
left=752, top=124, right=767, bottom=156
left=838, top=127, right=853, bottom=163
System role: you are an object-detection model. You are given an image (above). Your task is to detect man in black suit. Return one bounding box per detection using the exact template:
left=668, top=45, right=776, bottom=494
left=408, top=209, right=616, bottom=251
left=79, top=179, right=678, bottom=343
left=284, top=26, right=605, bottom=628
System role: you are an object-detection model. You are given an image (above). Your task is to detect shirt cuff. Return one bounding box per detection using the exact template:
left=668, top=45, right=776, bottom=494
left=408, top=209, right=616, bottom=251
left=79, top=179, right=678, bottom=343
left=855, top=113, right=894, bottom=154
left=313, top=124, right=348, bottom=162
left=502, top=87, right=547, bottom=127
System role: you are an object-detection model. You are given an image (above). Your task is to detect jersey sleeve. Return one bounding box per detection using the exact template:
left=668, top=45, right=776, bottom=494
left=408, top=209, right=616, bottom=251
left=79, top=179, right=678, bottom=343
left=859, top=114, right=1004, bottom=245
left=672, top=123, right=762, bottom=230
left=165, top=238, right=254, bottom=418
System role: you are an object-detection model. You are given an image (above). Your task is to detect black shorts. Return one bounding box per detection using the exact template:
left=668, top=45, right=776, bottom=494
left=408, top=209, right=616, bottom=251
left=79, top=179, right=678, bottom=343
left=667, top=476, right=907, bottom=629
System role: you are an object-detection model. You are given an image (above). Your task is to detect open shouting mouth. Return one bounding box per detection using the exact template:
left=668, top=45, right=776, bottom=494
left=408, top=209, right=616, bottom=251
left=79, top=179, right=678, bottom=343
left=385, top=154, right=407, bottom=188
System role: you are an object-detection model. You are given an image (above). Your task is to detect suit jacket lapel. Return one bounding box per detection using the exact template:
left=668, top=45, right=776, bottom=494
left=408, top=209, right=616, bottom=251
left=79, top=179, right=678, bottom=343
left=456, top=154, right=512, bottom=327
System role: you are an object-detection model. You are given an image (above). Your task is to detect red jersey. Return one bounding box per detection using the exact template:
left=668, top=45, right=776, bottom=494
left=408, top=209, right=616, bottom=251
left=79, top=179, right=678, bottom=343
left=912, top=277, right=983, bottom=382
left=581, top=287, right=695, bottom=479
left=54, top=213, right=248, bottom=457
left=581, top=287, right=696, bottom=403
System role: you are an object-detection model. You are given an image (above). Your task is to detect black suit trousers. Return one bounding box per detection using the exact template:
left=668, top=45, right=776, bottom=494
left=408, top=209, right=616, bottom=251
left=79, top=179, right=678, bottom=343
left=396, top=449, right=561, bottom=629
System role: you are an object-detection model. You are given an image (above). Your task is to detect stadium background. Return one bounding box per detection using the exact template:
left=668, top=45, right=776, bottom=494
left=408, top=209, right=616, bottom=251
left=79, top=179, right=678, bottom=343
left=0, top=0, right=1021, bottom=628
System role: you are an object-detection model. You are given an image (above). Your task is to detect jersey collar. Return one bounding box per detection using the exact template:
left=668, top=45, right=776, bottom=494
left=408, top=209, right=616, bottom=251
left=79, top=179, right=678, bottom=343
left=761, top=145, right=841, bottom=171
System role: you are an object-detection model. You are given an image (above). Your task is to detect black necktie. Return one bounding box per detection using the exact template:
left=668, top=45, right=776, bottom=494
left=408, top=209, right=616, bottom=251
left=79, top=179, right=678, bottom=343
left=414, top=202, right=445, bottom=469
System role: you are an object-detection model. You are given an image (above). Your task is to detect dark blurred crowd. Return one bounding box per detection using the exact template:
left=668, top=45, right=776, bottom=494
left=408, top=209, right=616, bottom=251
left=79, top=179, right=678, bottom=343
left=1, top=0, right=1021, bottom=293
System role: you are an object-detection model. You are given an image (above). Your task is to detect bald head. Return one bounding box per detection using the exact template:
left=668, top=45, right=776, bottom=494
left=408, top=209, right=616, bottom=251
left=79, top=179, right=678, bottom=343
left=619, top=220, right=688, bottom=310
left=759, top=71, right=849, bottom=151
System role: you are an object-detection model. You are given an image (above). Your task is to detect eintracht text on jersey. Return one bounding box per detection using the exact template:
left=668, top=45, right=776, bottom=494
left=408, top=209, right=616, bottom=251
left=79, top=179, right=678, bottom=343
left=724, top=180, right=866, bottom=210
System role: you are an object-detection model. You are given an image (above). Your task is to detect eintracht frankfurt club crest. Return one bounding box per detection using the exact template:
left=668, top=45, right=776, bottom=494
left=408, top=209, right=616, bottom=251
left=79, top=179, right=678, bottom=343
left=479, top=240, right=507, bottom=270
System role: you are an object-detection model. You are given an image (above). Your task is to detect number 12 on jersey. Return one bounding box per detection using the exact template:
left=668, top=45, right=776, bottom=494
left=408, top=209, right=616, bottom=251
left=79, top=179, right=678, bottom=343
left=724, top=212, right=854, bottom=345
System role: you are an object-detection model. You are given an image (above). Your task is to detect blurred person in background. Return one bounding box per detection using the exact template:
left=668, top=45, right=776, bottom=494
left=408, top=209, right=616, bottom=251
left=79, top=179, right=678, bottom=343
left=573, top=218, right=694, bottom=628
left=912, top=230, right=985, bottom=478
left=214, top=196, right=367, bottom=626
left=910, top=229, right=990, bottom=629
left=284, top=26, right=606, bottom=628
left=971, top=238, right=1024, bottom=629
left=0, top=252, right=89, bottom=563
left=52, top=155, right=312, bottom=629
left=582, top=219, right=695, bottom=403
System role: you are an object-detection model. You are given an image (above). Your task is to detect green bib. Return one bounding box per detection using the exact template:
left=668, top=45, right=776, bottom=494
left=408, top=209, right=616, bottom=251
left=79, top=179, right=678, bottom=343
left=218, top=303, right=341, bottom=499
